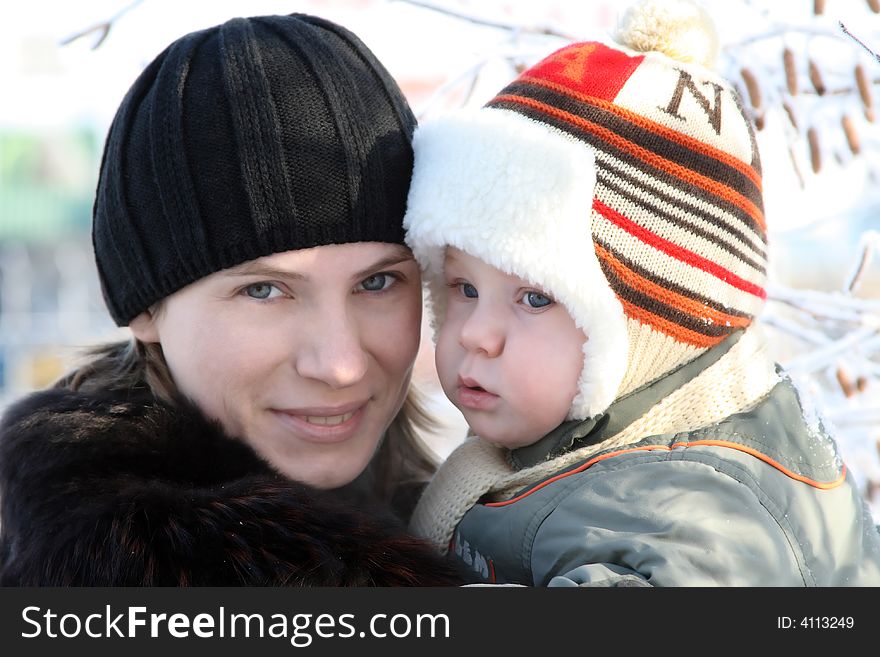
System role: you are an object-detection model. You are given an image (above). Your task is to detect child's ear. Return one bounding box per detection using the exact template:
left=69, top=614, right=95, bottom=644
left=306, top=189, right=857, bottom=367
left=129, top=309, right=160, bottom=343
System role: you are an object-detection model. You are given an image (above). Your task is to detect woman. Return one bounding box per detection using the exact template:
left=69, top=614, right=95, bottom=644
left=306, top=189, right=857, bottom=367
left=0, top=13, right=464, bottom=586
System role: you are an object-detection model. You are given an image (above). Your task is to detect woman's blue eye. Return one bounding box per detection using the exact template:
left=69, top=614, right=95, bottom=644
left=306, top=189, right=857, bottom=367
left=523, top=291, right=552, bottom=309
left=360, top=273, right=394, bottom=292
left=244, top=283, right=282, bottom=300
left=460, top=282, right=478, bottom=299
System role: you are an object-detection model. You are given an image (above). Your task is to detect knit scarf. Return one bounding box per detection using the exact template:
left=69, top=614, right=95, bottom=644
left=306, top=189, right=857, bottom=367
left=410, top=326, right=782, bottom=553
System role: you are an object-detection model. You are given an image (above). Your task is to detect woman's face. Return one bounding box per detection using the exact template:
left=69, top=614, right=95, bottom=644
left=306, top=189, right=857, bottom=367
left=131, top=243, right=422, bottom=489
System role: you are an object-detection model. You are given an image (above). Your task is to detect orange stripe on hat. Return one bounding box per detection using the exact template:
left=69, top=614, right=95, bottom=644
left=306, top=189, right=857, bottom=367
left=519, top=73, right=763, bottom=192
left=620, top=296, right=725, bottom=348
left=593, top=198, right=766, bottom=299
left=492, top=93, right=767, bottom=232
left=594, top=241, right=754, bottom=329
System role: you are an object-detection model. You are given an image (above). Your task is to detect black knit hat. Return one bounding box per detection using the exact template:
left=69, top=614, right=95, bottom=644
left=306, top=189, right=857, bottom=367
left=93, top=13, right=417, bottom=326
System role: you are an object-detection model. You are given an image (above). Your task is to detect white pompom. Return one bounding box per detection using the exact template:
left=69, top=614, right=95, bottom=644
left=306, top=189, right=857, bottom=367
left=615, top=0, right=719, bottom=68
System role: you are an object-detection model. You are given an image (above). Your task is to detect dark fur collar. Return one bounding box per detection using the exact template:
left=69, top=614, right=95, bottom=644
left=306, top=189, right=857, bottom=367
left=0, top=387, right=463, bottom=586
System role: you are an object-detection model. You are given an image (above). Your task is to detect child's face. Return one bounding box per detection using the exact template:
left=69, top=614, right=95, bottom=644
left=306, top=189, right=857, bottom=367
left=435, top=248, right=587, bottom=448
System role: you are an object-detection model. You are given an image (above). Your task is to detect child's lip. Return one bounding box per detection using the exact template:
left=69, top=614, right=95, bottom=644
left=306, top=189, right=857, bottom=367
left=456, top=375, right=500, bottom=411
left=458, top=375, right=494, bottom=395
left=456, top=385, right=500, bottom=411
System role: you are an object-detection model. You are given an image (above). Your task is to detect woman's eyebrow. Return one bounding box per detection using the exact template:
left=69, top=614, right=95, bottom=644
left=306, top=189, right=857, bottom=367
left=222, top=248, right=414, bottom=281
left=224, top=264, right=306, bottom=281
left=352, top=252, right=415, bottom=280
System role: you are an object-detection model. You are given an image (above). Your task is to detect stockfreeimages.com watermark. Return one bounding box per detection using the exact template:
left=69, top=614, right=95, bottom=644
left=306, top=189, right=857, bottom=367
left=21, top=605, right=450, bottom=647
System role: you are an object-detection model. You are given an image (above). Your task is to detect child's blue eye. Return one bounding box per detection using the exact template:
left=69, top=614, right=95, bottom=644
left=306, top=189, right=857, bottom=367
left=460, top=282, right=478, bottom=299
left=244, top=283, right=283, bottom=300
left=522, top=291, right=552, bottom=309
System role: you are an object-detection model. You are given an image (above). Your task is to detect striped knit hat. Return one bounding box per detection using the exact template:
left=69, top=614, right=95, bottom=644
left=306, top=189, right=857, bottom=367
left=404, top=0, right=767, bottom=420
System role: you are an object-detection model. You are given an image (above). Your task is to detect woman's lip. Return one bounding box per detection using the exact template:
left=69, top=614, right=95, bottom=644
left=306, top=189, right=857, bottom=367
left=456, top=385, right=500, bottom=411
left=275, top=400, right=368, bottom=416
left=270, top=404, right=367, bottom=443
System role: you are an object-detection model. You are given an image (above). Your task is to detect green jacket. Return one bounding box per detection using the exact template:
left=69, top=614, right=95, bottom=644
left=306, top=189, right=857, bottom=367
left=446, top=338, right=880, bottom=587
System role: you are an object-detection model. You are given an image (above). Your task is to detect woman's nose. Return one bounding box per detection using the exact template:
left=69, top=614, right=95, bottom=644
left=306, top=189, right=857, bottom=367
left=458, top=302, right=505, bottom=358
left=295, top=311, right=369, bottom=388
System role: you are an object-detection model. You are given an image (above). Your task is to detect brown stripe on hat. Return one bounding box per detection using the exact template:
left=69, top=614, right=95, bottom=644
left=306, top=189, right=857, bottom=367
left=594, top=213, right=768, bottom=320
left=499, top=78, right=763, bottom=206
left=596, top=154, right=767, bottom=263
left=588, top=130, right=767, bottom=251
left=594, top=198, right=766, bottom=298
left=595, top=240, right=753, bottom=333
left=594, top=236, right=754, bottom=319
left=597, top=248, right=742, bottom=339
left=597, top=174, right=766, bottom=274
left=608, top=274, right=740, bottom=340
left=488, top=100, right=765, bottom=243
left=594, top=184, right=767, bottom=289
left=592, top=198, right=768, bottom=306
left=487, top=95, right=766, bottom=234
left=618, top=295, right=730, bottom=348
left=514, top=73, right=763, bottom=179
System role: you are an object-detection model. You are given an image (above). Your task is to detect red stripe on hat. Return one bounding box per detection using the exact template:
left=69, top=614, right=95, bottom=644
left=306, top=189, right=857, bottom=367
left=522, top=42, right=644, bottom=101
left=594, top=241, right=754, bottom=328
left=594, top=199, right=767, bottom=300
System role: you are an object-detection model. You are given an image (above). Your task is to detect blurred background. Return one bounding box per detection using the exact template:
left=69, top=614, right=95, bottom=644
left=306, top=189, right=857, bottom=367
left=2, top=0, right=880, bottom=519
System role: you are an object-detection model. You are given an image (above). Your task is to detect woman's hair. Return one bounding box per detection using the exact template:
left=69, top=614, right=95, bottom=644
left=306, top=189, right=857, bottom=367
left=55, top=339, right=440, bottom=507
left=371, top=385, right=443, bottom=517
left=57, top=339, right=173, bottom=401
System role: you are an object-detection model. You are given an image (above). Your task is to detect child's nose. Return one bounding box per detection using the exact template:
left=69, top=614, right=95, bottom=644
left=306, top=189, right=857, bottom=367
left=458, top=303, right=505, bottom=357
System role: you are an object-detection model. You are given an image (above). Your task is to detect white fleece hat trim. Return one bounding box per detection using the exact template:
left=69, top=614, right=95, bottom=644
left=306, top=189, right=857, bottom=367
left=404, top=108, right=629, bottom=419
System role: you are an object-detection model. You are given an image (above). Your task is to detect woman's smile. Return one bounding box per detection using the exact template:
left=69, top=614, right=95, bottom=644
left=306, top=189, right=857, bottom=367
left=270, top=400, right=369, bottom=443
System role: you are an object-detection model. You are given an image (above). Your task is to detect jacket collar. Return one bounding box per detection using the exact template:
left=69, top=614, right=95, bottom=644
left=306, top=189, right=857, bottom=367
left=510, top=331, right=744, bottom=470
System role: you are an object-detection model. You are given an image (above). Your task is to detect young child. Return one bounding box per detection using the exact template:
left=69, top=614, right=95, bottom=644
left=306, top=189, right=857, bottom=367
left=403, top=0, right=880, bottom=586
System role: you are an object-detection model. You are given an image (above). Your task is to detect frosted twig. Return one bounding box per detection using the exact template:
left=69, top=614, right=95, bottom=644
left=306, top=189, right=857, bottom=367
left=414, top=60, right=489, bottom=118
left=60, top=0, right=144, bottom=49
left=785, top=326, right=880, bottom=374
left=769, top=284, right=880, bottom=313
left=727, top=23, right=851, bottom=48
left=394, top=0, right=579, bottom=40
left=839, top=21, right=880, bottom=64
left=771, top=299, right=865, bottom=324
left=842, top=231, right=880, bottom=294
left=759, top=314, right=831, bottom=346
